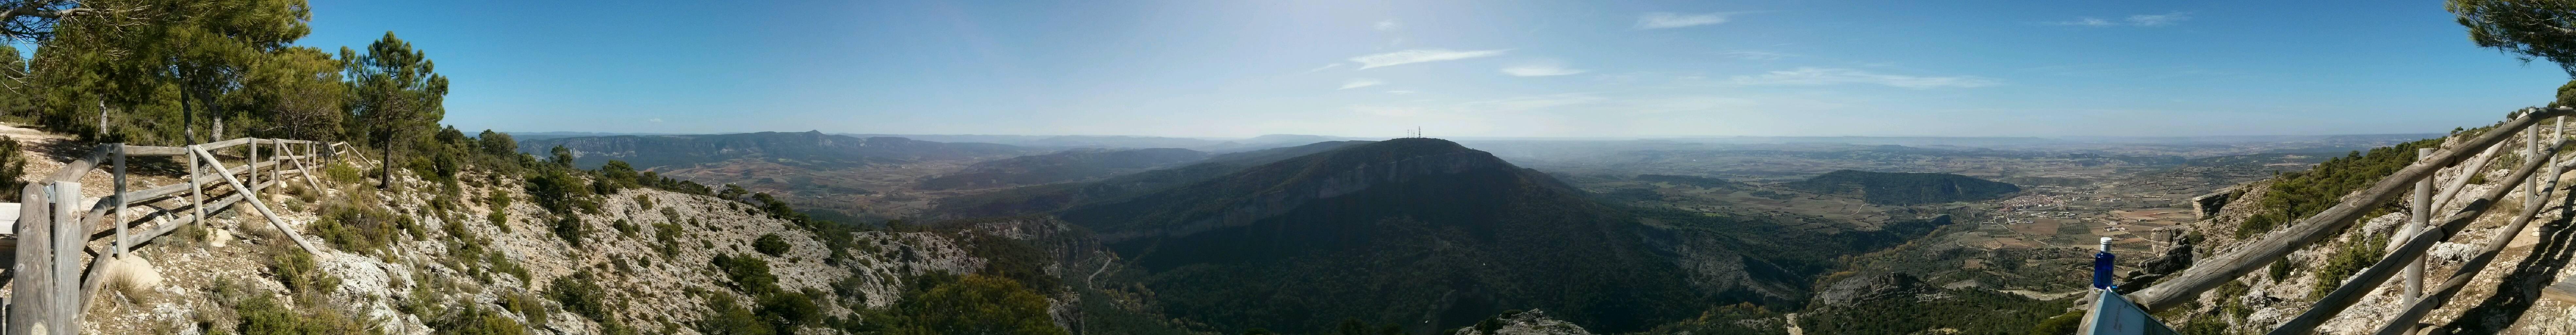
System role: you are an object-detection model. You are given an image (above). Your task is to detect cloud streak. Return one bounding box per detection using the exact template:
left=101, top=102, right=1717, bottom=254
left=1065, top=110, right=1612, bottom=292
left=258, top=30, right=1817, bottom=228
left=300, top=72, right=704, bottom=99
left=1718, top=50, right=1793, bottom=61
left=1349, top=49, right=1511, bottom=69
left=2051, top=12, right=2190, bottom=27
left=1727, top=67, right=2001, bottom=89
left=1636, top=12, right=1741, bottom=29
left=1501, top=64, right=1586, bottom=77
left=1339, top=78, right=1385, bottom=90
left=1302, top=63, right=1343, bottom=74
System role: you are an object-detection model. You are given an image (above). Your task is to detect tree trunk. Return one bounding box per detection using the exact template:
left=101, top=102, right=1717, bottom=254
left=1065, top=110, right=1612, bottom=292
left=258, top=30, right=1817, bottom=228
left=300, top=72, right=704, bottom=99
left=378, top=132, right=393, bottom=190
left=181, top=88, right=194, bottom=145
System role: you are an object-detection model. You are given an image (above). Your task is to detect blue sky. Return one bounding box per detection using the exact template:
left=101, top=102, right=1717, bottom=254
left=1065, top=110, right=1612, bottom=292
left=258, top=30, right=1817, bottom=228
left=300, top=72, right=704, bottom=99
left=300, top=0, right=2574, bottom=138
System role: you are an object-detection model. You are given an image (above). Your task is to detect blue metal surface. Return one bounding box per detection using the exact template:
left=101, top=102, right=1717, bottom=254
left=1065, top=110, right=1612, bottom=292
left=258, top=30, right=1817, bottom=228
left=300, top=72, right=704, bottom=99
left=2080, top=290, right=2178, bottom=335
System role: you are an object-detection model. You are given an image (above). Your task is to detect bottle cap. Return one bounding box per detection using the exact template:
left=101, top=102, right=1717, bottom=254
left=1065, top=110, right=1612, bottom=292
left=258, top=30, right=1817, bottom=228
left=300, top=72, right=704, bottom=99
left=2100, top=237, right=2113, bottom=245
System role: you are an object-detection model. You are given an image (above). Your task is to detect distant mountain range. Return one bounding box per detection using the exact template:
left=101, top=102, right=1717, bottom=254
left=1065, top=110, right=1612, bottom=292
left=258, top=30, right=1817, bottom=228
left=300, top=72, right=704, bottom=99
left=915, top=148, right=1210, bottom=190
left=518, top=131, right=1029, bottom=169
left=833, top=133, right=1369, bottom=151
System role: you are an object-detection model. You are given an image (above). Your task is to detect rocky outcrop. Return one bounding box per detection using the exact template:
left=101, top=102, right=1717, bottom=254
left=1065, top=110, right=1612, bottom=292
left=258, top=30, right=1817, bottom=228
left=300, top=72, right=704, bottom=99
left=1452, top=310, right=1595, bottom=335
left=1816, top=272, right=1927, bottom=306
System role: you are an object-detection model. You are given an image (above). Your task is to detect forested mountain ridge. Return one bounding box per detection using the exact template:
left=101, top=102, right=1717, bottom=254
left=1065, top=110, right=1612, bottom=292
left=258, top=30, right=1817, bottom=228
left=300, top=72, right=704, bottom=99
left=519, top=131, right=1029, bottom=169
left=983, top=138, right=1961, bottom=334
left=927, top=140, right=1374, bottom=219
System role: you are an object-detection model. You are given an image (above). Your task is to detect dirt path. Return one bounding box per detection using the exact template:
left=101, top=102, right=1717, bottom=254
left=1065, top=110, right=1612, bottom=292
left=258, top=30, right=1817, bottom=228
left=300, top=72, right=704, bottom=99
left=2002, top=289, right=2085, bottom=301
left=1087, top=256, right=1113, bottom=288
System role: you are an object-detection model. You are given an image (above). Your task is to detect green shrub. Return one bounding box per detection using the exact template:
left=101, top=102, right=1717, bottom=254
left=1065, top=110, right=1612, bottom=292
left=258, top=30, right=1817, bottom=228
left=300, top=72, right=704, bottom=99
left=0, top=136, right=25, bottom=202
left=311, top=205, right=398, bottom=253
left=553, top=216, right=587, bottom=247
left=2029, top=311, right=2082, bottom=335
left=270, top=246, right=337, bottom=295
left=233, top=294, right=369, bottom=335
left=860, top=273, right=1071, bottom=335
left=489, top=250, right=532, bottom=285
left=503, top=291, right=549, bottom=328
left=2311, top=232, right=2393, bottom=298
left=695, top=293, right=771, bottom=335
left=323, top=162, right=364, bottom=184
left=613, top=219, right=638, bottom=237
left=434, top=304, right=528, bottom=335
left=753, top=233, right=790, bottom=256
left=654, top=222, right=684, bottom=257
left=712, top=254, right=780, bottom=294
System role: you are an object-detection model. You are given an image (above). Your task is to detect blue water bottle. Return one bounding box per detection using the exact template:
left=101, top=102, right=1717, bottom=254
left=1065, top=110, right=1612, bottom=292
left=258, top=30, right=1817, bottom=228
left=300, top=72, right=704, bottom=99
left=2092, top=237, right=2116, bottom=290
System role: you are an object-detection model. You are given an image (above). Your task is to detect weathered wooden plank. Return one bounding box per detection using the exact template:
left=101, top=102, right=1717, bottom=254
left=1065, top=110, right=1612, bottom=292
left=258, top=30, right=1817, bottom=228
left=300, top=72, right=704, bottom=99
left=2130, top=106, right=2576, bottom=311
left=2371, top=180, right=2556, bottom=335
left=7, top=184, right=50, bottom=335
left=47, top=183, right=78, bottom=335
left=2269, top=138, right=2560, bottom=335
left=191, top=147, right=320, bottom=255
left=43, top=146, right=112, bottom=182
left=118, top=145, right=189, bottom=157
left=2544, top=280, right=2576, bottom=303
left=78, top=181, right=264, bottom=311
left=77, top=161, right=303, bottom=233
left=195, top=138, right=251, bottom=150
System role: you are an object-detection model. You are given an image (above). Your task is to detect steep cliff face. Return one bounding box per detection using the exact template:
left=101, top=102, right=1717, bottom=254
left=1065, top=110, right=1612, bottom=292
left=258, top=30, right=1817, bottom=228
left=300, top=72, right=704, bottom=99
left=520, top=131, right=1029, bottom=169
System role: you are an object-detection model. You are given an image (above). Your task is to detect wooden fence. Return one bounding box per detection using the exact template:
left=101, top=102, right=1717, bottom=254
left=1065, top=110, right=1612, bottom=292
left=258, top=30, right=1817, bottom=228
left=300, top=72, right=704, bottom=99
left=2092, top=106, right=2576, bottom=334
left=0, top=137, right=371, bottom=335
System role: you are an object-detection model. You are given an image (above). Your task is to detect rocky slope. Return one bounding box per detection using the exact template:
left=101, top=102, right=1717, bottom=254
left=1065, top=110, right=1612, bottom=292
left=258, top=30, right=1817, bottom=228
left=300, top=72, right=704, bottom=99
left=2145, top=128, right=2576, bottom=334
left=42, top=138, right=1085, bottom=335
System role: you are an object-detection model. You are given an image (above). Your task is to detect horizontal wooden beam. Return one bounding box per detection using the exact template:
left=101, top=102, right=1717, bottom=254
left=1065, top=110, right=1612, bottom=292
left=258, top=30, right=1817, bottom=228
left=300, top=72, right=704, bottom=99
left=118, top=146, right=188, bottom=157
left=75, top=182, right=262, bottom=312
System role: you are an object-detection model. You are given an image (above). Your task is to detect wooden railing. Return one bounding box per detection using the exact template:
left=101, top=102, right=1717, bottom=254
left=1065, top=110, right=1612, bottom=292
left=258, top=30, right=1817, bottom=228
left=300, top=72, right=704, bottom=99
left=1, top=137, right=372, bottom=335
left=2091, top=106, right=2576, bottom=335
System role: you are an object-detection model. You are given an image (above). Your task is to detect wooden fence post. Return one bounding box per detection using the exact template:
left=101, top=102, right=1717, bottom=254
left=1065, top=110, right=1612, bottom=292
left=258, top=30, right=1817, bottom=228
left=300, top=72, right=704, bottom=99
left=46, top=182, right=77, bottom=335
left=2403, top=147, right=2430, bottom=323
left=8, top=184, right=51, bottom=335
left=112, top=144, right=124, bottom=259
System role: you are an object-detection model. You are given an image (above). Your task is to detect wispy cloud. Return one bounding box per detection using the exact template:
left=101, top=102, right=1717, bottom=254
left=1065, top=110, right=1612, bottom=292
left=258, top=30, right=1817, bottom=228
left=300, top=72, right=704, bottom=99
left=1501, top=64, right=1586, bottom=77
left=1718, top=50, right=1793, bottom=61
left=1339, top=78, right=1385, bottom=90
left=2051, top=12, right=2190, bottom=27
left=1636, top=12, right=1743, bottom=29
left=1302, top=63, right=1344, bottom=74
left=2053, top=17, right=2115, bottom=26
left=2125, top=12, right=2189, bottom=26
left=1349, top=49, right=1511, bottom=69
left=1727, top=67, right=2001, bottom=89
left=1374, top=19, right=1401, bottom=31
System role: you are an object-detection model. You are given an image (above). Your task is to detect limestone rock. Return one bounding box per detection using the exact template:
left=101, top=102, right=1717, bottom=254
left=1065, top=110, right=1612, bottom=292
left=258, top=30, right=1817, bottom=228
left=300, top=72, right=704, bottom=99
left=1452, top=309, right=1594, bottom=335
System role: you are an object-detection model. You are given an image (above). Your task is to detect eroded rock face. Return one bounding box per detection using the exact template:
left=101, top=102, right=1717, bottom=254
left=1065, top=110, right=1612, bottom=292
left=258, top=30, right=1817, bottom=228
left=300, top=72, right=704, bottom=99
left=1816, top=272, right=1926, bottom=306
left=1451, top=309, right=1595, bottom=335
